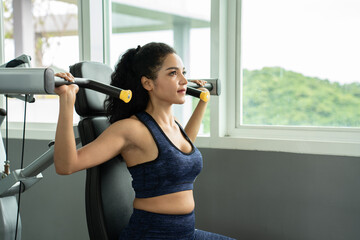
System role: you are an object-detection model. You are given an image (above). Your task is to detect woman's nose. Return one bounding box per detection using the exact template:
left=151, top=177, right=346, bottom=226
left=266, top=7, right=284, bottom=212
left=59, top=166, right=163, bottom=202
left=180, top=74, right=188, bottom=85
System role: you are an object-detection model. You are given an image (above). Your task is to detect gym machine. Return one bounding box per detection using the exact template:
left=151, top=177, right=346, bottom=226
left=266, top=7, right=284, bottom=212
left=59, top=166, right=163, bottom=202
left=0, top=55, right=131, bottom=240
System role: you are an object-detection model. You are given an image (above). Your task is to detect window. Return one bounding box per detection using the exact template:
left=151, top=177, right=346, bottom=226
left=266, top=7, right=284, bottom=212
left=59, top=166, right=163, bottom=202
left=2, top=0, right=358, bottom=155
left=2, top=0, right=79, bottom=123
left=193, top=0, right=360, bottom=157
left=109, top=0, right=211, bottom=134
left=241, top=0, right=360, bottom=127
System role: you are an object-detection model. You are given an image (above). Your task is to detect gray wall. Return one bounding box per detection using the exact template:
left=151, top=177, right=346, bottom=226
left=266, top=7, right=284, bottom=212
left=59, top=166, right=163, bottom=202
left=4, top=139, right=360, bottom=240
left=194, top=149, right=360, bottom=240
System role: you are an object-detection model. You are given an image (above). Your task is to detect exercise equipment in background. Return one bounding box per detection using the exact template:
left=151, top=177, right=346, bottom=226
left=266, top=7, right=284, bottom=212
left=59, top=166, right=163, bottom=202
left=187, top=79, right=220, bottom=102
left=0, top=56, right=128, bottom=240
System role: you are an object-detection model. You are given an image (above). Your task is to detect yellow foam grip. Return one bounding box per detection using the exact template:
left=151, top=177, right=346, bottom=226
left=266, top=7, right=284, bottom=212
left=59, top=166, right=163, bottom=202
left=119, top=90, right=132, bottom=103
left=200, top=91, right=210, bottom=102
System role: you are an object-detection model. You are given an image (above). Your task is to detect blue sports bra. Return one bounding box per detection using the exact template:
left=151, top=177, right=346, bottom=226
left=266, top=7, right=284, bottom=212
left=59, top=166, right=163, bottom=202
left=127, top=111, right=203, bottom=198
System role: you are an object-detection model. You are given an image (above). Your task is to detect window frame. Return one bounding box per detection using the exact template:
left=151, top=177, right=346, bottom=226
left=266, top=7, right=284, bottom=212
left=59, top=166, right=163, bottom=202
left=195, top=0, right=360, bottom=157
left=0, top=1, right=4, bottom=63
left=1, top=0, right=359, bottom=157
left=0, top=0, right=103, bottom=139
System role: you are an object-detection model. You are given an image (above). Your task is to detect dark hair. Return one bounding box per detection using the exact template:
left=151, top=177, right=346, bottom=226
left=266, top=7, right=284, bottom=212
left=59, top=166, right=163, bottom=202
left=105, top=42, right=176, bottom=123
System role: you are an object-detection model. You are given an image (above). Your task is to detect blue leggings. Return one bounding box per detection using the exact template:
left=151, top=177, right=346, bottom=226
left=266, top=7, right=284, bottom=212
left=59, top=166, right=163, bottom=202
left=118, top=209, right=236, bottom=240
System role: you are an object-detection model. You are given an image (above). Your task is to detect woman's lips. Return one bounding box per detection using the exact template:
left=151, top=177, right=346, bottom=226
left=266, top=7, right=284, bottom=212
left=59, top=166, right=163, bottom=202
left=177, top=89, right=186, bottom=94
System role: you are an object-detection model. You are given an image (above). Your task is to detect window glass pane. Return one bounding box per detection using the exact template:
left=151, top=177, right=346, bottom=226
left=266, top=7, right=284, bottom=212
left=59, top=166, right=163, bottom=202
left=241, top=0, right=360, bottom=127
left=110, top=0, right=211, bottom=135
left=3, top=0, right=79, bottom=123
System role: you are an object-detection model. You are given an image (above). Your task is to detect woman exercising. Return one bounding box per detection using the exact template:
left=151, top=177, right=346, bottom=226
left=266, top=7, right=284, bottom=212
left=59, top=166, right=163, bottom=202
left=54, top=42, right=235, bottom=239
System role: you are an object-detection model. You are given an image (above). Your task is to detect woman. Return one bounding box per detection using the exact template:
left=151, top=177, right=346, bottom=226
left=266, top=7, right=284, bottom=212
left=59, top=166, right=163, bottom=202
left=54, top=42, right=235, bottom=239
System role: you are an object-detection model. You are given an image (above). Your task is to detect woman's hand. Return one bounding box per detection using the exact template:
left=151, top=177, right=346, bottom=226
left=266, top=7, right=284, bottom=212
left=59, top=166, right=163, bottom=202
left=190, top=79, right=209, bottom=92
left=54, top=72, right=79, bottom=104
left=190, top=79, right=210, bottom=102
left=190, top=79, right=206, bottom=88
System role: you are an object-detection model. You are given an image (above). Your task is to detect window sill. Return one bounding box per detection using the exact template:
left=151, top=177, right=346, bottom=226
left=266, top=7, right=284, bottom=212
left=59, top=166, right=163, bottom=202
left=3, top=123, right=359, bottom=157
left=1, top=122, right=57, bottom=140
left=195, top=126, right=360, bottom=157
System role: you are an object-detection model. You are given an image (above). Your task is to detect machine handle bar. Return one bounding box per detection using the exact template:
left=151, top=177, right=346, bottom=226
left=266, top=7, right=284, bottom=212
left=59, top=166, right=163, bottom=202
left=55, top=78, right=132, bottom=103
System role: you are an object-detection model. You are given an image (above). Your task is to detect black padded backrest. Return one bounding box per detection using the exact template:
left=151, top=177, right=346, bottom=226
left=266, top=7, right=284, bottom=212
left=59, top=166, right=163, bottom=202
left=70, top=61, right=113, bottom=117
left=70, top=62, right=135, bottom=240
left=78, top=118, right=134, bottom=240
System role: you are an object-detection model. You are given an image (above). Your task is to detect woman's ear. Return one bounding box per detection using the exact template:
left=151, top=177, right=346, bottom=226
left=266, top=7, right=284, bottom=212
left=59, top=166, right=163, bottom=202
left=141, top=76, right=153, bottom=91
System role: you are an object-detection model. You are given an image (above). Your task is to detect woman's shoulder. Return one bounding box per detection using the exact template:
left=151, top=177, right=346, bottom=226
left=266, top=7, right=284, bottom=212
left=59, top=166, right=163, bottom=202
left=108, top=115, right=145, bottom=136
left=108, top=115, right=152, bottom=150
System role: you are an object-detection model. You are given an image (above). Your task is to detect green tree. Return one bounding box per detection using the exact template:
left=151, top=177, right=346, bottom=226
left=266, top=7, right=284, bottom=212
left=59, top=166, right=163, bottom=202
left=243, top=67, right=360, bottom=127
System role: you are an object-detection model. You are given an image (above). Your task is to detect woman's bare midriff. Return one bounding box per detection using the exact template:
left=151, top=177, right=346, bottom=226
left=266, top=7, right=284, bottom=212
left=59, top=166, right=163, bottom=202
left=133, top=190, right=195, bottom=215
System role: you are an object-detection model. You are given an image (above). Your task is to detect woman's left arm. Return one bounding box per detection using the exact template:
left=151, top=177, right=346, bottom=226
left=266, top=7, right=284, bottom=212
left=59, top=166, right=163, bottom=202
left=184, top=80, right=209, bottom=142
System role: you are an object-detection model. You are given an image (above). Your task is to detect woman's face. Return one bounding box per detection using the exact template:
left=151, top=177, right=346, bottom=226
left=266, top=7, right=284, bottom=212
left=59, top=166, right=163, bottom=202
left=151, top=53, right=188, bottom=104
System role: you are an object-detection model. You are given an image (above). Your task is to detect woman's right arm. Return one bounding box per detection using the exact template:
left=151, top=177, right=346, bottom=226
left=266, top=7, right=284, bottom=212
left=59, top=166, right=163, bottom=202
left=53, top=73, right=129, bottom=175
left=54, top=72, right=79, bottom=175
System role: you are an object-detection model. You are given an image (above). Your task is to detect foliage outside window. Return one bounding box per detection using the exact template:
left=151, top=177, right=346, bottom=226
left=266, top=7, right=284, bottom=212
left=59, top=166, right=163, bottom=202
left=241, top=0, right=360, bottom=127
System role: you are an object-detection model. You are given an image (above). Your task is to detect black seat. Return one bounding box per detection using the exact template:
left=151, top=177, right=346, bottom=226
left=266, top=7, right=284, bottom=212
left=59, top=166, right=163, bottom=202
left=70, top=62, right=135, bottom=240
